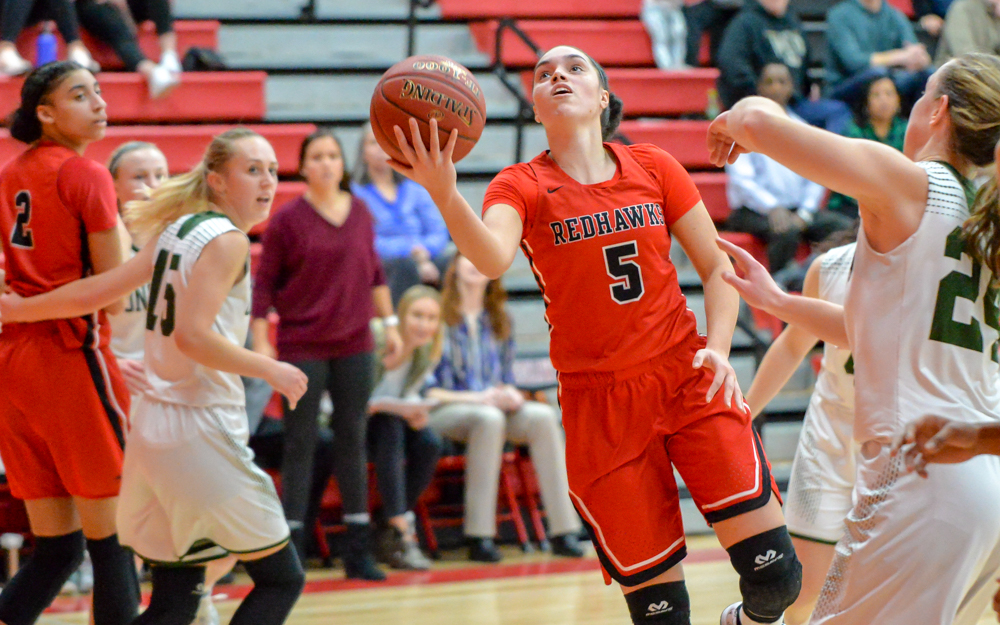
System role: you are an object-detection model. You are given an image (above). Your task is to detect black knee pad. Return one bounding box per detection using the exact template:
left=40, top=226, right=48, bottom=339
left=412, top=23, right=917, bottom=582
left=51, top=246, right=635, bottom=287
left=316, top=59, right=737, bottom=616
left=132, top=566, right=205, bottom=625
left=726, top=526, right=802, bottom=623
left=0, top=530, right=85, bottom=625
left=623, top=581, right=691, bottom=624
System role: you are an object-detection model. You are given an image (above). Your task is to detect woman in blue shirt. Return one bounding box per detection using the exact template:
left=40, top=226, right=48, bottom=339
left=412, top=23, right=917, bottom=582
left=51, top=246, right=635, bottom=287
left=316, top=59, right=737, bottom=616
left=352, top=124, right=452, bottom=304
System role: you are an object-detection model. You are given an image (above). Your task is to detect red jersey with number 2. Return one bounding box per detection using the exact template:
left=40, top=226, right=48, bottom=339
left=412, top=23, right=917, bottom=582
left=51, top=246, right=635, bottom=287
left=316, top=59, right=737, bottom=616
left=484, top=142, right=702, bottom=373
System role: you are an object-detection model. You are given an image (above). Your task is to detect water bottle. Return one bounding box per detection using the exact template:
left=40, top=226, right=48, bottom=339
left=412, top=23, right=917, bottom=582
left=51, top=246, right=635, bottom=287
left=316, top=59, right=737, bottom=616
left=705, top=87, right=721, bottom=121
left=36, top=22, right=58, bottom=67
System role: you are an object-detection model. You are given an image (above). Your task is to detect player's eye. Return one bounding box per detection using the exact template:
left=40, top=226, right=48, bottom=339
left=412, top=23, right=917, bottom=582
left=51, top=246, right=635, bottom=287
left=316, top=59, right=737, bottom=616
left=269, top=167, right=278, bottom=176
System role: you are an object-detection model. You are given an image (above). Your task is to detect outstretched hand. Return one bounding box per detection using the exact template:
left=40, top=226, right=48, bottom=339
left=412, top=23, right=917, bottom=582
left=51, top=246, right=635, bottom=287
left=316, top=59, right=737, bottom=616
left=707, top=112, right=751, bottom=168
left=388, top=117, right=459, bottom=203
left=715, top=237, right=785, bottom=313
left=890, top=415, right=982, bottom=478
left=692, top=348, right=745, bottom=409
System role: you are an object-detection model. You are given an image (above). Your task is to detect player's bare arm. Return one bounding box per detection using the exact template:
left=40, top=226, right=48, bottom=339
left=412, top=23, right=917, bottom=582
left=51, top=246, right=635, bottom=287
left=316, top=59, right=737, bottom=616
left=88, top=225, right=127, bottom=314
left=173, top=231, right=307, bottom=408
left=718, top=237, right=849, bottom=348
left=389, top=117, right=523, bottom=278
left=0, top=239, right=157, bottom=323
left=744, top=259, right=823, bottom=417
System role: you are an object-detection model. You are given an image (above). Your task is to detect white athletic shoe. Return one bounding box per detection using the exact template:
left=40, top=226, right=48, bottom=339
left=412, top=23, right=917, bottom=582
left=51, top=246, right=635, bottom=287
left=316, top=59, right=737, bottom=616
left=67, top=46, right=100, bottom=73
left=720, top=602, right=784, bottom=625
left=159, top=50, right=182, bottom=74
left=192, top=591, right=220, bottom=625
left=147, top=63, right=180, bottom=99
left=0, top=47, right=31, bottom=76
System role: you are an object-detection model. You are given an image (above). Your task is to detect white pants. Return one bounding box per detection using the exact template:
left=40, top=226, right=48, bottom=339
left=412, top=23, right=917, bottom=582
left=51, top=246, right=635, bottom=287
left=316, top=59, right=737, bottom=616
left=785, top=401, right=859, bottom=544
left=811, top=443, right=1000, bottom=625
left=118, top=398, right=289, bottom=564
left=428, top=401, right=581, bottom=538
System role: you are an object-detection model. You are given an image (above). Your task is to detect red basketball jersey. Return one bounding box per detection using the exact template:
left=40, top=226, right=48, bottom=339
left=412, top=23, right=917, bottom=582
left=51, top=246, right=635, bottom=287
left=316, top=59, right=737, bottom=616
left=0, top=142, right=119, bottom=347
left=484, top=143, right=702, bottom=373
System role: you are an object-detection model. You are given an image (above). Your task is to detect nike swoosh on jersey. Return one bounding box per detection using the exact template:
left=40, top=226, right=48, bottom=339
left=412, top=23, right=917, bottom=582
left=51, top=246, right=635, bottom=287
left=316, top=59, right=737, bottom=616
left=547, top=186, right=563, bottom=193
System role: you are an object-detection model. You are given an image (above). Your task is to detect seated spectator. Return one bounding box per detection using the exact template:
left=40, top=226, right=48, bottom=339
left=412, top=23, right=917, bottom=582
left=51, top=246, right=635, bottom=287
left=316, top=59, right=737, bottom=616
left=367, top=286, right=444, bottom=571
left=642, top=0, right=688, bottom=69
left=425, top=254, right=584, bottom=563
left=914, top=0, right=951, bottom=39
left=827, top=76, right=906, bottom=219
left=74, top=0, right=179, bottom=97
left=825, top=0, right=933, bottom=110
left=935, top=0, right=1000, bottom=62
left=352, top=124, right=452, bottom=305
left=0, top=0, right=98, bottom=75
left=717, top=0, right=852, bottom=133
left=683, top=0, right=742, bottom=66
left=725, top=63, right=854, bottom=272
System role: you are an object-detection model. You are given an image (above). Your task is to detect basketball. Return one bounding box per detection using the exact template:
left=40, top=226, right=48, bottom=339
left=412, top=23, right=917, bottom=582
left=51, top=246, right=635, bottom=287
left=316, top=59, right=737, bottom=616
left=370, top=55, right=487, bottom=164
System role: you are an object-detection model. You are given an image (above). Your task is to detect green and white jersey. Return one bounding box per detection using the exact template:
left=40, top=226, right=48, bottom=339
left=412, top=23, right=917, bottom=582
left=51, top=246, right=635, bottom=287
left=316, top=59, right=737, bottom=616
left=109, top=244, right=150, bottom=362
left=814, top=242, right=855, bottom=416
left=846, top=161, right=1000, bottom=444
left=144, top=211, right=250, bottom=408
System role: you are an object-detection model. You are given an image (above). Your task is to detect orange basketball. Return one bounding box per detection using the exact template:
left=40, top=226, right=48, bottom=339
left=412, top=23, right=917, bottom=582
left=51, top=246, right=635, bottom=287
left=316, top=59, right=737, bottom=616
left=370, top=55, right=487, bottom=164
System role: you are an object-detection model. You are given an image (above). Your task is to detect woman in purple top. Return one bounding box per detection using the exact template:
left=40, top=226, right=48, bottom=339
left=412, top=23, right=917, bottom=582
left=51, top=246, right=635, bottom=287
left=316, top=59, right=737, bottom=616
left=251, top=128, right=402, bottom=580
left=352, top=123, right=452, bottom=304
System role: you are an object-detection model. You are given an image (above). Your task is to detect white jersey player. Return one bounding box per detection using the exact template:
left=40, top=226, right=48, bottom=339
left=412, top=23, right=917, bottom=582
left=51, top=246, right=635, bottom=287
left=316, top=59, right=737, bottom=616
left=744, top=241, right=857, bottom=625
left=0, top=128, right=309, bottom=625
left=709, top=53, right=1000, bottom=625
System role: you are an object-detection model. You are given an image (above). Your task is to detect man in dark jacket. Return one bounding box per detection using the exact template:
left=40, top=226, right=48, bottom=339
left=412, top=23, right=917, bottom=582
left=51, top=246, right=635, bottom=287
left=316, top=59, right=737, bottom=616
left=717, top=0, right=851, bottom=132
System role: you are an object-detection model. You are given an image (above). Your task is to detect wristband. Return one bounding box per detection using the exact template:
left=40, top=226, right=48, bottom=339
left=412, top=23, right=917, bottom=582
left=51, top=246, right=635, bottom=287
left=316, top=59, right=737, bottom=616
left=383, top=315, right=400, bottom=327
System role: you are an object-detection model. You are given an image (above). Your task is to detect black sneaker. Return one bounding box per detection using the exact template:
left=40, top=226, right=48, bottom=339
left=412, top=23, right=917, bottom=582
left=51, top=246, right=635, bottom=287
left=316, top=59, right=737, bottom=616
left=467, top=537, right=503, bottom=563
left=550, top=533, right=585, bottom=558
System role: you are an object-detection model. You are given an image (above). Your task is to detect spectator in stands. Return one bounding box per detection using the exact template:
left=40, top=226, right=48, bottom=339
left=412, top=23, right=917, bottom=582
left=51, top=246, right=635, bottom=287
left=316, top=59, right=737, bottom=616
left=827, top=76, right=906, bottom=219
left=251, top=128, right=402, bottom=581
left=716, top=0, right=852, bottom=133
left=725, top=63, right=853, bottom=273
left=74, top=0, right=180, bottom=98
left=0, top=0, right=99, bottom=75
left=642, top=0, right=688, bottom=69
left=367, top=285, right=444, bottom=571
left=683, top=0, right=742, bottom=66
left=825, top=0, right=933, bottom=109
left=934, top=0, right=1000, bottom=62
left=425, top=253, right=584, bottom=563
left=353, top=124, right=452, bottom=305
left=914, top=0, right=951, bottom=38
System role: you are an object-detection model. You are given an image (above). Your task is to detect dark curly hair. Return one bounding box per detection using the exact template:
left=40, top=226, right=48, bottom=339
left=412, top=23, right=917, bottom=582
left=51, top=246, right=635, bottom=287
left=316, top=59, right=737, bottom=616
left=8, top=61, right=87, bottom=144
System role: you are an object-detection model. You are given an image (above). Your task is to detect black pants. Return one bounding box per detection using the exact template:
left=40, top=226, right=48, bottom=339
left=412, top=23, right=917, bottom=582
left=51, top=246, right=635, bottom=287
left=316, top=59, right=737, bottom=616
left=368, top=413, right=442, bottom=518
left=75, top=0, right=173, bottom=70
left=725, top=207, right=854, bottom=272
left=282, top=351, right=375, bottom=532
left=0, top=0, right=79, bottom=44
left=683, top=0, right=739, bottom=67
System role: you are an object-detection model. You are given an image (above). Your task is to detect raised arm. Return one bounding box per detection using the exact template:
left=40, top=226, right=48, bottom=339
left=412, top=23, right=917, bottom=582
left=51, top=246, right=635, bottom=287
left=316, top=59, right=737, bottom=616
left=708, top=97, right=928, bottom=242
left=389, top=118, right=523, bottom=278
left=0, top=240, right=156, bottom=323
left=743, top=258, right=822, bottom=417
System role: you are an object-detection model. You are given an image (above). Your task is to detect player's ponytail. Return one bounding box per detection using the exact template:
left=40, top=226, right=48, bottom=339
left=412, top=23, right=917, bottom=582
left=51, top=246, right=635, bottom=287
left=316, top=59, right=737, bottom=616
left=126, top=127, right=263, bottom=240
left=8, top=61, right=85, bottom=144
left=964, top=175, right=1000, bottom=281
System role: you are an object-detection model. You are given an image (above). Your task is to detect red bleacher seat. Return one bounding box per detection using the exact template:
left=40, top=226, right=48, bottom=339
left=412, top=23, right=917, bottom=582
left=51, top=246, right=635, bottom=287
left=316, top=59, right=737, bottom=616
left=618, top=119, right=715, bottom=169
left=886, top=0, right=916, bottom=17
left=690, top=172, right=729, bottom=223
left=0, top=72, right=267, bottom=123
left=0, top=125, right=317, bottom=175
left=437, top=0, right=641, bottom=19
left=522, top=69, right=719, bottom=117
left=469, top=20, right=655, bottom=67
left=15, top=20, right=219, bottom=70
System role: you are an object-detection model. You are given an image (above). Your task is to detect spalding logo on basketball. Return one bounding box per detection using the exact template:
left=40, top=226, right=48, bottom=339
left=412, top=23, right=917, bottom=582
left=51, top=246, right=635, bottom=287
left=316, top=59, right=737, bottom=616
left=370, top=55, right=487, bottom=164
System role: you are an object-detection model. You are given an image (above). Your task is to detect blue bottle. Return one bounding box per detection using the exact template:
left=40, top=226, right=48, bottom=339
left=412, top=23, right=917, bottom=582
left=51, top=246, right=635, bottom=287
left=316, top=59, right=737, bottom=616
left=36, top=22, right=58, bottom=67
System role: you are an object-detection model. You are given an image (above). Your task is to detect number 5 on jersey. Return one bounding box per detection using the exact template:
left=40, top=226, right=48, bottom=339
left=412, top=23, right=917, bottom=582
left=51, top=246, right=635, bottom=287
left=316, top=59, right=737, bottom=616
left=604, top=241, right=644, bottom=304
left=147, top=249, right=181, bottom=337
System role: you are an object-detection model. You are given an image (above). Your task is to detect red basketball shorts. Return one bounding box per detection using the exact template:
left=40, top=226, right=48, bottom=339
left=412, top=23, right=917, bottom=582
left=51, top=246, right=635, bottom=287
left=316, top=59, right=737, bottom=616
left=558, top=334, right=780, bottom=587
left=0, top=321, right=130, bottom=500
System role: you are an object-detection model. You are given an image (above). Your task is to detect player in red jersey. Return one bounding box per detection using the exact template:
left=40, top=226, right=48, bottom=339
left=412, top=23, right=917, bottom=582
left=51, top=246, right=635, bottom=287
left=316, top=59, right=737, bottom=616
left=388, top=46, right=801, bottom=625
left=0, top=61, right=139, bottom=625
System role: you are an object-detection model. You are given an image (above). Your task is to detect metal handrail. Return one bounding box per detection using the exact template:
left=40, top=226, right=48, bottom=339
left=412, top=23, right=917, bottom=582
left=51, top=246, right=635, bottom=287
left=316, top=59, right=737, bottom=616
left=407, top=0, right=437, bottom=56
left=492, top=18, right=540, bottom=164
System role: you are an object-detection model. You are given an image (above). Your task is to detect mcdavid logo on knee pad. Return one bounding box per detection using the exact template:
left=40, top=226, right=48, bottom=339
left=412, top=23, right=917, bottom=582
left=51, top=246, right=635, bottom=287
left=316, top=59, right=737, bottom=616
left=647, top=601, right=672, bottom=616
left=753, top=550, right=783, bottom=571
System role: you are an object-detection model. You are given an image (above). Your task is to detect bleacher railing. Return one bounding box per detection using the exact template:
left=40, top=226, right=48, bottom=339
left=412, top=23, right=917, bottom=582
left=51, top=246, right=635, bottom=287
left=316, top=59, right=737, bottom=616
left=492, top=18, right=539, bottom=165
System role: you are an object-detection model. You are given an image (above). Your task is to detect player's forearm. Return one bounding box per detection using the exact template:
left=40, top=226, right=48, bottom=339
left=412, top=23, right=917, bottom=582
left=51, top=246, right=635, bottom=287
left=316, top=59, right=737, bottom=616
left=769, top=293, right=849, bottom=348
left=974, top=424, right=1000, bottom=457
left=433, top=188, right=514, bottom=279
left=702, top=267, right=740, bottom=358
left=175, top=328, right=274, bottom=380
left=745, top=328, right=818, bottom=417
left=372, top=285, right=394, bottom=318
left=7, top=272, right=133, bottom=323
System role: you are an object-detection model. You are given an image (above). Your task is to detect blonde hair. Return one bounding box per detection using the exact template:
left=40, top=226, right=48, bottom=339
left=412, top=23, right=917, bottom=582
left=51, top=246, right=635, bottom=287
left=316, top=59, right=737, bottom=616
left=397, top=285, right=444, bottom=363
left=942, top=55, right=1000, bottom=280
left=125, top=128, right=262, bottom=241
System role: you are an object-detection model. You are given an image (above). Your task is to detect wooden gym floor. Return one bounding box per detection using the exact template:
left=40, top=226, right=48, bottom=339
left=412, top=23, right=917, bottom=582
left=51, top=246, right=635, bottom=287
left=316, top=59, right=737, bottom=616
left=37, top=535, right=996, bottom=625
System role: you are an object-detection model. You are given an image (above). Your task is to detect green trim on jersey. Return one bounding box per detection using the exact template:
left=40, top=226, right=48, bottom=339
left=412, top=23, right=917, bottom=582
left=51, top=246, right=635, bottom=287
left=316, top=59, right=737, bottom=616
left=176, top=210, right=232, bottom=240
left=934, top=161, right=976, bottom=207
